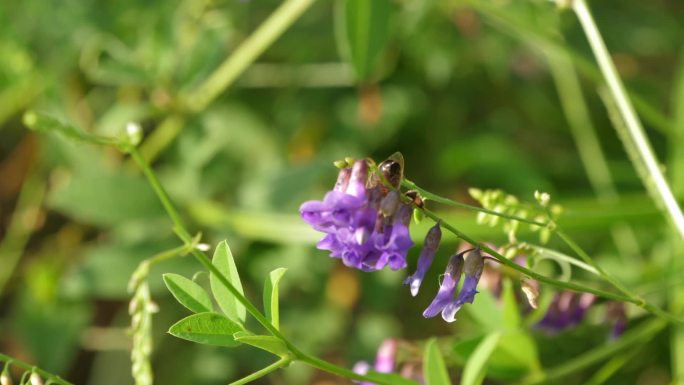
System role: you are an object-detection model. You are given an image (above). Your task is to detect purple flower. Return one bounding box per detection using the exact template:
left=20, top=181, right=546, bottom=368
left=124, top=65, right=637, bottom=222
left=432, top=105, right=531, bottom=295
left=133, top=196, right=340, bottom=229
left=404, top=222, right=442, bottom=296
left=537, top=292, right=596, bottom=332
left=423, top=252, right=465, bottom=318
left=442, top=249, right=484, bottom=322
left=353, top=339, right=398, bottom=385
left=300, top=160, right=414, bottom=272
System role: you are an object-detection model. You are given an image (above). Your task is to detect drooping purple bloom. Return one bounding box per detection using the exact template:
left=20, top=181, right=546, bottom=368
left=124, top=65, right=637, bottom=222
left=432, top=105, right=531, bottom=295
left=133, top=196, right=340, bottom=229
left=300, top=159, right=414, bottom=272
left=423, top=252, right=464, bottom=318
left=442, top=248, right=484, bottom=322
left=404, top=222, right=442, bottom=296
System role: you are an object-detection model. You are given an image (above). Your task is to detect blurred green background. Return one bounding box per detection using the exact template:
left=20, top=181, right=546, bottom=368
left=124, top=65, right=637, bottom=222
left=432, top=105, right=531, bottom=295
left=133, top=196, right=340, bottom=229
left=1, top=0, right=683, bottom=384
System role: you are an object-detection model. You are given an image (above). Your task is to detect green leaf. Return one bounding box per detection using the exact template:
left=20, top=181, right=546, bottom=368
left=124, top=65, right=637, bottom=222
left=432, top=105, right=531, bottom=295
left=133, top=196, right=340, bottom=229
left=501, top=279, right=521, bottom=329
left=233, top=331, right=291, bottom=358
left=163, top=273, right=213, bottom=313
left=263, top=268, right=287, bottom=330
left=424, top=338, right=450, bottom=385
left=168, top=312, right=243, bottom=347
left=209, top=240, right=246, bottom=323
left=336, top=0, right=392, bottom=80
left=461, top=332, right=501, bottom=385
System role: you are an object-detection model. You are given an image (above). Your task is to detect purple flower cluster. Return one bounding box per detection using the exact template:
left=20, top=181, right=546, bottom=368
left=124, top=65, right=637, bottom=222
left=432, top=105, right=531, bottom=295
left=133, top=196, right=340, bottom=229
left=300, top=155, right=486, bottom=322
left=300, top=160, right=414, bottom=272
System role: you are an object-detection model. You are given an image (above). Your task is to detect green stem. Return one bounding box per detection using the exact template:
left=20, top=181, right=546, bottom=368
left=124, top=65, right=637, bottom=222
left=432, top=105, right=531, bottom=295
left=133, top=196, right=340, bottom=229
left=128, top=149, right=284, bottom=340
left=402, top=179, right=547, bottom=227
left=0, top=354, right=73, bottom=385
left=229, top=357, right=290, bottom=385
left=515, top=319, right=666, bottom=385
left=571, top=0, right=684, bottom=242
left=184, top=0, right=317, bottom=111
left=554, top=229, right=633, bottom=297
left=129, top=148, right=400, bottom=385
left=533, top=245, right=599, bottom=276
left=297, top=353, right=408, bottom=385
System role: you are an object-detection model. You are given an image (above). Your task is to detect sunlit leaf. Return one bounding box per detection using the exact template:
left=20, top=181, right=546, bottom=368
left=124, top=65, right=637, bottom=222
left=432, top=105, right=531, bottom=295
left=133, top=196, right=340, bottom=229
left=168, top=312, right=243, bottom=347
left=263, top=267, right=287, bottom=329
left=336, top=0, right=392, bottom=80
left=461, top=332, right=501, bottom=385
left=423, top=338, right=450, bottom=385
left=163, top=273, right=213, bottom=313
left=209, top=240, right=246, bottom=323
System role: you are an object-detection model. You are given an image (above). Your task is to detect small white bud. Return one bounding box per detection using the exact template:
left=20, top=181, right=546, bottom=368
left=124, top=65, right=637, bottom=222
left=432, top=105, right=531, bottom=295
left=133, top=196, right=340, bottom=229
left=1, top=372, right=12, bottom=385
left=126, top=122, right=142, bottom=146
left=534, top=190, right=551, bottom=207
left=196, top=243, right=211, bottom=251
left=29, top=373, right=43, bottom=385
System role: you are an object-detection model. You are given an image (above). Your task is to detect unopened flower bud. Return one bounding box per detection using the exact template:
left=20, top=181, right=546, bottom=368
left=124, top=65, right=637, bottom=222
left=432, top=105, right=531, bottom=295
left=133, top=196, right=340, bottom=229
left=405, top=190, right=424, bottom=208
left=1, top=372, right=12, bottom=385
left=29, top=373, right=43, bottom=385
left=125, top=122, right=142, bottom=147
left=378, top=152, right=404, bottom=189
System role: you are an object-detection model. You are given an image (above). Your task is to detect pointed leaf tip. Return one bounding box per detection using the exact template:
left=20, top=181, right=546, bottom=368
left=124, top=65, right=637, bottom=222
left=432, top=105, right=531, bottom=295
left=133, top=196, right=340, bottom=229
left=209, top=240, right=246, bottom=323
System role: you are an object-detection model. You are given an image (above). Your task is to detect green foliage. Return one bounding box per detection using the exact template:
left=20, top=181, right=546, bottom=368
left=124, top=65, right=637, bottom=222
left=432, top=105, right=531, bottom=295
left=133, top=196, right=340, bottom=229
left=209, top=241, right=246, bottom=324
left=233, top=332, right=290, bottom=358
left=263, top=268, right=287, bottom=330
left=336, top=0, right=392, bottom=80
left=423, top=339, right=450, bottom=385
left=461, top=332, right=501, bottom=385
left=168, top=312, right=244, bottom=347
left=2, top=0, right=684, bottom=384
left=163, top=273, right=213, bottom=314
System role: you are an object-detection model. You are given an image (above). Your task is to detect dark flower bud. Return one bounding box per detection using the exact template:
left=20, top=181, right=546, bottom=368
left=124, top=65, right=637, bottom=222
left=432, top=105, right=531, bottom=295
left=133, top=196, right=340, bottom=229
left=405, top=190, right=424, bottom=208
left=378, top=152, right=404, bottom=189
